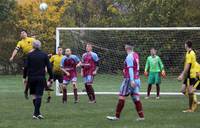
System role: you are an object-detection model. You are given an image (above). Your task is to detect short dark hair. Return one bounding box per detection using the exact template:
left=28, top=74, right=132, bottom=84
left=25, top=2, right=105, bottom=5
left=57, top=46, right=62, bottom=49
left=20, top=29, right=27, bottom=34
left=185, top=40, right=192, bottom=48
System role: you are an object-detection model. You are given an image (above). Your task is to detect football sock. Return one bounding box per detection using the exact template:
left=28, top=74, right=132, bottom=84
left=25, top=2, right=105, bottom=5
left=134, top=101, right=144, bottom=118
left=147, top=84, right=152, bottom=97
left=85, top=84, right=92, bottom=101
left=47, top=91, right=51, bottom=98
left=89, top=85, right=95, bottom=101
left=189, top=93, right=194, bottom=109
left=192, top=94, right=198, bottom=111
left=34, top=98, right=41, bottom=116
left=63, top=88, right=67, bottom=102
left=73, top=87, right=78, bottom=101
left=156, top=84, right=160, bottom=97
left=115, top=99, right=125, bottom=118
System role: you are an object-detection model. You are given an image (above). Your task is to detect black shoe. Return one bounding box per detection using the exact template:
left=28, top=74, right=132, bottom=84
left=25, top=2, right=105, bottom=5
left=37, top=115, right=44, bottom=119
left=46, top=96, right=51, bottom=103
left=33, top=115, right=39, bottom=120
left=74, top=100, right=79, bottom=104
left=24, top=92, right=29, bottom=100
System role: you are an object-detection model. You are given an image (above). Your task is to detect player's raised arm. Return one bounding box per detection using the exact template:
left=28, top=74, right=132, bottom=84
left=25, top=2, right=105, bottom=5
left=9, top=44, right=20, bottom=62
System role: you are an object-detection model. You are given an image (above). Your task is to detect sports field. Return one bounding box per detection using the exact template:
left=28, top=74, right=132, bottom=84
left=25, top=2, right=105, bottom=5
left=0, top=75, right=200, bottom=128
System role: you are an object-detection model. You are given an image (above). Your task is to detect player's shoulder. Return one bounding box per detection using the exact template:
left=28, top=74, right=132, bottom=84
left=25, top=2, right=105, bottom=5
left=27, top=37, right=35, bottom=41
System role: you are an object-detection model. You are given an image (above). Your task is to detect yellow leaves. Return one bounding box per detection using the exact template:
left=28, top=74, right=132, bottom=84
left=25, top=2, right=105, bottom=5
left=15, top=0, right=72, bottom=52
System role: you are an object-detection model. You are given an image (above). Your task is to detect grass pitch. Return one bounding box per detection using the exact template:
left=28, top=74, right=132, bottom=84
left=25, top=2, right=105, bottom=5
left=0, top=75, right=200, bottom=128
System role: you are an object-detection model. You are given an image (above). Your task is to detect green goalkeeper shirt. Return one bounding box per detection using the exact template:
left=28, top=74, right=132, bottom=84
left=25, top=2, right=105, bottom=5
left=145, top=55, right=164, bottom=72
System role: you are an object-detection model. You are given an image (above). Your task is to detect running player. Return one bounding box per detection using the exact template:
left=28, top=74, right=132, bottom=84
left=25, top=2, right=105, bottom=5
left=9, top=30, right=35, bottom=99
left=178, top=40, right=198, bottom=112
left=46, top=47, right=64, bottom=103
left=81, top=43, right=99, bottom=103
left=144, top=48, right=166, bottom=99
left=107, top=44, right=144, bottom=121
left=61, top=48, right=81, bottom=103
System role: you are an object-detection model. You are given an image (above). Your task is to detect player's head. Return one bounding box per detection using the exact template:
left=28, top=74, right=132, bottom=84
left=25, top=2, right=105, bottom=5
left=20, top=29, right=28, bottom=39
left=32, top=40, right=41, bottom=50
left=150, top=48, right=157, bottom=56
left=86, top=43, right=92, bottom=52
left=125, top=44, right=133, bottom=54
left=57, top=47, right=63, bottom=55
left=185, top=40, right=192, bottom=51
left=65, top=48, right=72, bottom=56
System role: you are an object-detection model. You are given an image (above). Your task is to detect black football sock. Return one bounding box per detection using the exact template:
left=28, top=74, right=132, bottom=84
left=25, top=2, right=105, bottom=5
left=156, top=84, right=160, bottom=97
left=35, top=98, right=42, bottom=116
left=73, top=87, right=78, bottom=101
left=147, top=84, right=152, bottom=97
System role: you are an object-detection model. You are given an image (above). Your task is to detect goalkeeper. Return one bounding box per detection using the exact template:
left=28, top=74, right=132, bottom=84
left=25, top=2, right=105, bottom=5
left=144, top=48, right=166, bottom=99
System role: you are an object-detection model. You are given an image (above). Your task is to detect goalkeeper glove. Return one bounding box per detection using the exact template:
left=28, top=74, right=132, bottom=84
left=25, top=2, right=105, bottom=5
left=144, top=71, right=148, bottom=77
left=161, top=70, right=166, bottom=78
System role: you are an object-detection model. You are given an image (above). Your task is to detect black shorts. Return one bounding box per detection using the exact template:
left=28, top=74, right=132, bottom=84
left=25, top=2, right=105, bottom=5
left=28, top=77, right=47, bottom=96
left=53, top=73, right=63, bottom=83
left=183, top=78, right=198, bottom=86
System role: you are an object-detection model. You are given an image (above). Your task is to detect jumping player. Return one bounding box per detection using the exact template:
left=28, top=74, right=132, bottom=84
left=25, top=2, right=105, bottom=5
left=178, top=40, right=199, bottom=112
left=107, top=44, right=144, bottom=121
left=144, top=48, right=166, bottom=99
left=46, top=47, right=64, bottom=103
left=9, top=30, right=35, bottom=99
left=61, top=48, right=81, bottom=103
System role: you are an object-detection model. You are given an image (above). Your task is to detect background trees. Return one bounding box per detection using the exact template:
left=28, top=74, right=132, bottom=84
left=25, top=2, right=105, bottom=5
left=1, top=0, right=200, bottom=74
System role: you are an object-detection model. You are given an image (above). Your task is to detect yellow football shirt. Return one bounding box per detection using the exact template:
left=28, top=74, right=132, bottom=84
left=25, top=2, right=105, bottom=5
left=185, top=50, right=197, bottom=78
left=50, top=54, right=63, bottom=73
left=16, top=37, right=35, bottom=54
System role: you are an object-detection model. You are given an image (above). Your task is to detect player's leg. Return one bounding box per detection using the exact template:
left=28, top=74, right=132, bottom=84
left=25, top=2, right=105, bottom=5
left=84, top=75, right=96, bottom=103
left=29, top=78, right=45, bottom=119
left=130, top=79, right=144, bottom=121
left=107, top=79, right=129, bottom=120
left=46, top=77, right=54, bottom=103
left=145, top=72, right=154, bottom=99
left=72, top=77, right=79, bottom=103
left=155, top=72, right=161, bottom=99
left=183, top=79, right=196, bottom=112
left=23, top=58, right=29, bottom=99
left=62, top=80, right=69, bottom=103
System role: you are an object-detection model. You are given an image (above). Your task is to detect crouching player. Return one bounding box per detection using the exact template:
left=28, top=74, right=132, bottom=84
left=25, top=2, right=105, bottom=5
left=46, top=47, right=64, bottom=103
left=107, top=44, right=144, bottom=121
left=81, top=43, right=99, bottom=103
left=61, top=48, right=81, bottom=103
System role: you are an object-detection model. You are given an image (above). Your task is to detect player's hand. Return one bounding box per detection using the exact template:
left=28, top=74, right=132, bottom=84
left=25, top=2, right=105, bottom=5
left=93, top=71, right=97, bottom=75
left=65, top=71, right=70, bottom=76
left=161, top=70, right=166, bottom=78
left=48, top=54, right=53, bottom=57
left=178, top=74, right=184, bottom=81
left=23, top=78, right=27, bottom=85
left=9, top=57, right=14, bottom=62
left=130, top=80, right=136, bottom=88
left=144, top=71, right=148, bottom=77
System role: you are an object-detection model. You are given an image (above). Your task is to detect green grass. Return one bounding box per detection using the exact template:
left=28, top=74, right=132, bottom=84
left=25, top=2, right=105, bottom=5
left=0, top=75, right=200, bottom=128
